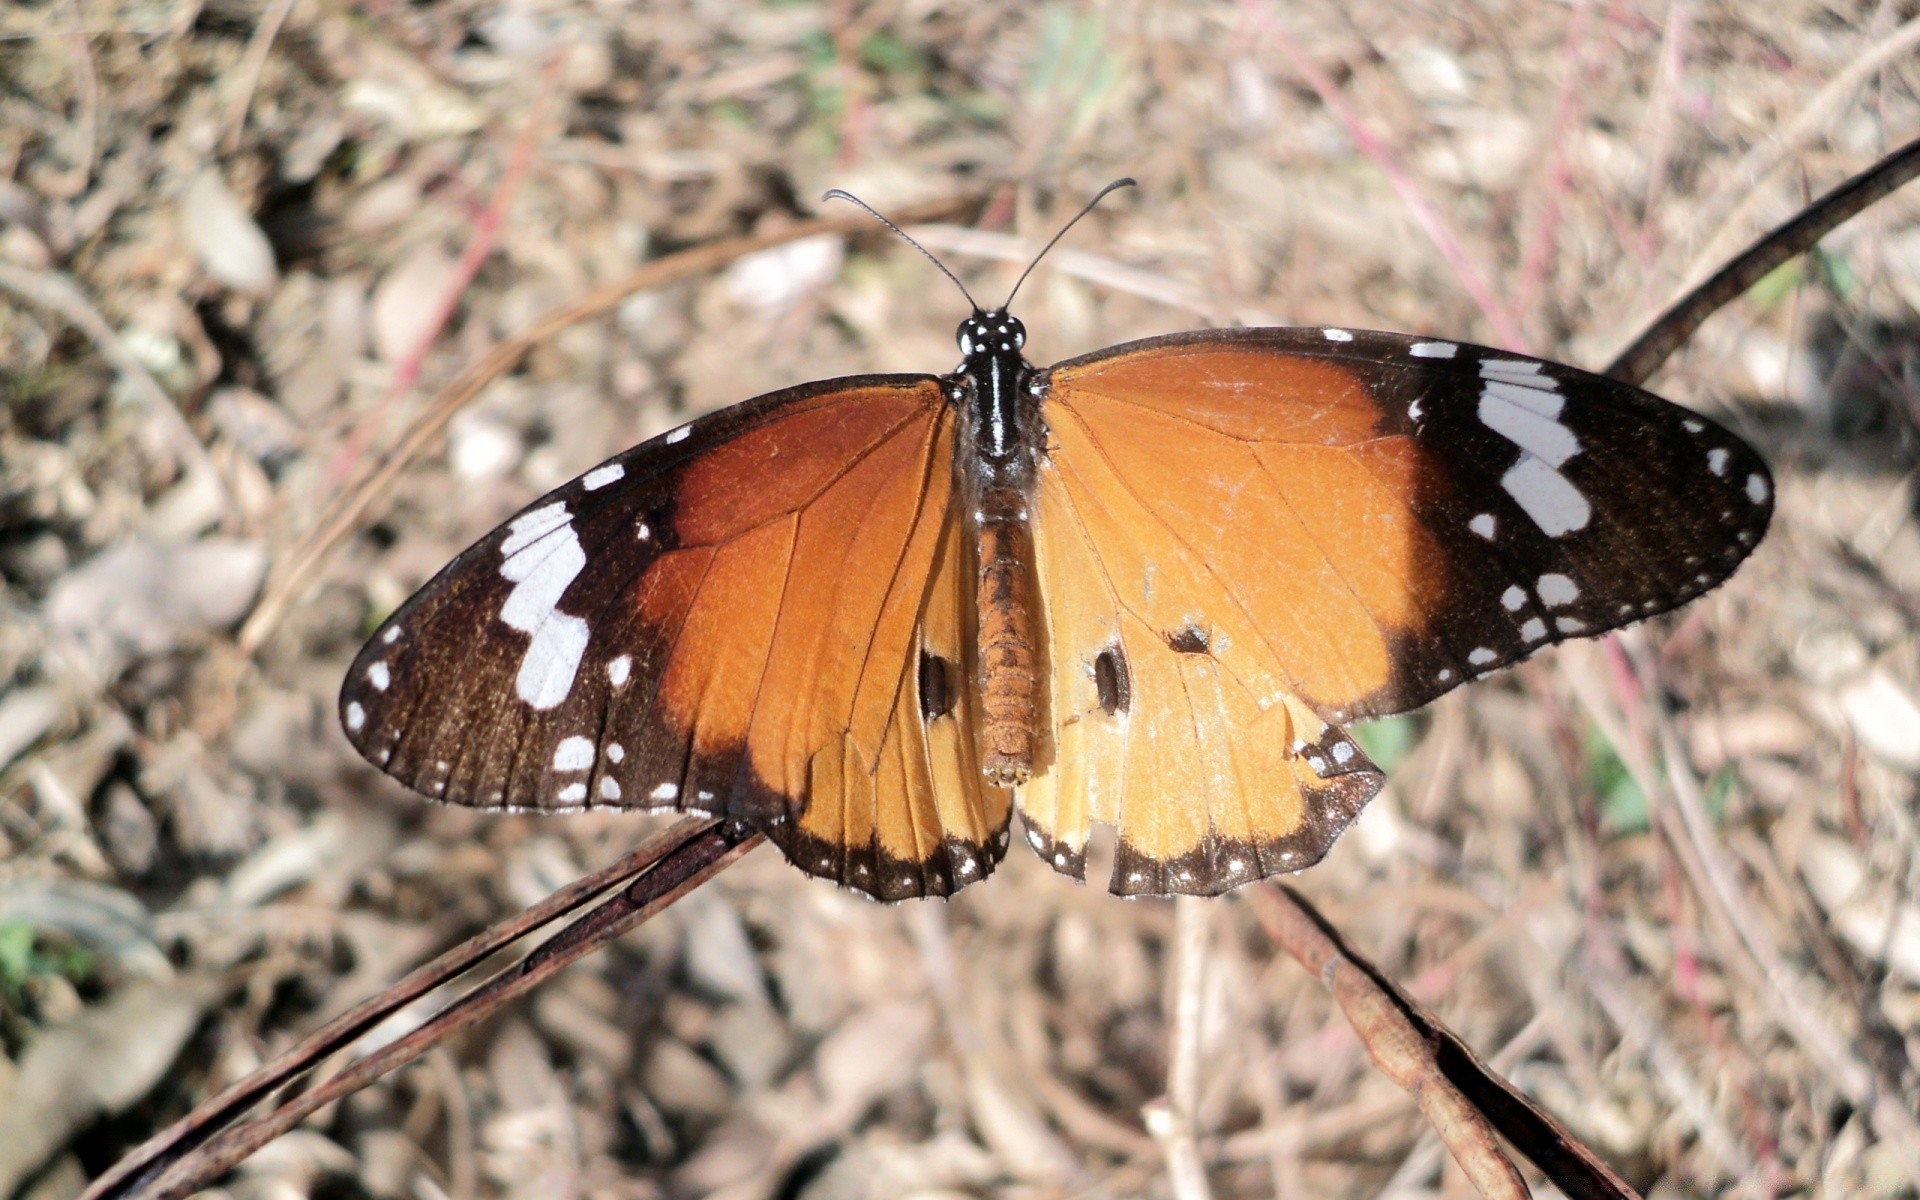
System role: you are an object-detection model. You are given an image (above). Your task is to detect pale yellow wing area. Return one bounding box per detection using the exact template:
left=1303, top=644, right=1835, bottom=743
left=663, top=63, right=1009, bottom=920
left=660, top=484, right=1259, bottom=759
left=1024, top=460, right=1381, bottom=895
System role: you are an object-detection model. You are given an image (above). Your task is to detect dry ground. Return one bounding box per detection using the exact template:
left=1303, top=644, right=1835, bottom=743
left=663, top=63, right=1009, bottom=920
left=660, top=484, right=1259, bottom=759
left=4, top=1, right=1920, bottom=1197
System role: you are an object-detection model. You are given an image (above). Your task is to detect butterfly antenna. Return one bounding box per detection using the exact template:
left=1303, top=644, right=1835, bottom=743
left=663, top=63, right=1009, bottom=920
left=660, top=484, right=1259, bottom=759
left=822, top=188, right=981, bottom=313
left=1000, top=177, right=1137, bottom=311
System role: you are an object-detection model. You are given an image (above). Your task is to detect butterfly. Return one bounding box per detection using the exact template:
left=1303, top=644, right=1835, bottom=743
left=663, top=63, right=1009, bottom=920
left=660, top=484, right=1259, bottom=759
left=339, top=183, right=1771, bottom=900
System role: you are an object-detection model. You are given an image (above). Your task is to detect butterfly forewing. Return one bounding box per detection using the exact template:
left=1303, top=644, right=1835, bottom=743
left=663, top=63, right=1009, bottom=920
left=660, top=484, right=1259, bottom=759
left=1041, top=327, right=1772, bottom=721
left=341, top=373, right=1011, bottom=898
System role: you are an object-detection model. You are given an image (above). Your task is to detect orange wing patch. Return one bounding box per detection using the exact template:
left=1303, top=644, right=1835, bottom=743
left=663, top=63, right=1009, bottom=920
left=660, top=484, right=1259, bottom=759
left=1042, top=341, right=1451, bottom=720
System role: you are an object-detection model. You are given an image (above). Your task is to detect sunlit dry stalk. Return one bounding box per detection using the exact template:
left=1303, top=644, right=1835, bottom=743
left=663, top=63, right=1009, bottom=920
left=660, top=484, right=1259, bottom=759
left=1148, top=894, right=1216, bottom=1200
left=1605, top=134, right=1920, bottom=385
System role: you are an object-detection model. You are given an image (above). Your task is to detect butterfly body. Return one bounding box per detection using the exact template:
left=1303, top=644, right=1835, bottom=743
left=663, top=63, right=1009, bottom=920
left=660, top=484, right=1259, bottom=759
left=342, top=308, right=1770, bottom=901
left=951, top=310, right=1048, bottom=785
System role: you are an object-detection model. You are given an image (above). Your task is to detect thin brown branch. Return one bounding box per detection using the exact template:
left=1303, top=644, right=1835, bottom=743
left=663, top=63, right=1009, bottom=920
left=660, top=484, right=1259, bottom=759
left=1606, top=134, right=1920, bottom=386
left=1246, top=883, right=1642, bottom=1200
left=83, top=818, right=756, bottom=1200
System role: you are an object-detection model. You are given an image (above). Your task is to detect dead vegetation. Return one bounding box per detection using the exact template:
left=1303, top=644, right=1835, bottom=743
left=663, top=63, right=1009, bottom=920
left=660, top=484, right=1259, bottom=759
left=4, top=1, right=1920, bottom=1197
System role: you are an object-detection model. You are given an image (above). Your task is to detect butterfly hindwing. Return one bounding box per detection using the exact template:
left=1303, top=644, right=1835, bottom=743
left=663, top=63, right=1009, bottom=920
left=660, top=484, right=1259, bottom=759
left=781, top=499, right=1014, bottom=897
left=340, top=374, right=1007, bottom=899
left=1023, top=446, right=1384, bottom=895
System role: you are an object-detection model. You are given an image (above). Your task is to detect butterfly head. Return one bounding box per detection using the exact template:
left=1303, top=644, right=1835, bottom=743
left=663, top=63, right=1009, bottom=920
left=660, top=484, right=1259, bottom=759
left=958, top=311, right=1027, bottom=361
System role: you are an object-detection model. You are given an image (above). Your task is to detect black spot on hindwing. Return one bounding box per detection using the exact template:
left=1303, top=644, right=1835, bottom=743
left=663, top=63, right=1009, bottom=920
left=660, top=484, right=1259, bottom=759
left=918, top=651, right=955, bottom=722
left=1094, top=644, right=1130, bottom=715
left=1164, top=622, right=1210, bottom=654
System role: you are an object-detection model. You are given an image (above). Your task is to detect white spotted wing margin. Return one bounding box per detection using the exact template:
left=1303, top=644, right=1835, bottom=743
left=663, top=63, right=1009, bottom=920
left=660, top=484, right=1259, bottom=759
left=1342, top=329, right=1773, bottom=716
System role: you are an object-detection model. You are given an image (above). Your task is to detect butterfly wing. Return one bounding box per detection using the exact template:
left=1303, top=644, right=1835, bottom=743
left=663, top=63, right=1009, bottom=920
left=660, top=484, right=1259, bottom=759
left=1022, top=327, right=1770, bottom=894
left=340, top=375, right=1010, bottom=899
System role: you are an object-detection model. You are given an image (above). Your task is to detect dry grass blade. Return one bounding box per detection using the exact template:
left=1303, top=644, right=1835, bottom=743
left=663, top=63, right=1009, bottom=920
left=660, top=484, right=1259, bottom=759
left=237, top=192, right=984, bottom=655
left=1245, top=884, right=1642, bottom=1200
left=82, top=819, right=756, bottom=1200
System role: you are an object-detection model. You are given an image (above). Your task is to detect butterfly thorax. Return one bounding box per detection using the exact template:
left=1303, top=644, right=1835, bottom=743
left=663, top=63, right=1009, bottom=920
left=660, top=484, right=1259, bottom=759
left=951, top=310, right=1048, bottom=787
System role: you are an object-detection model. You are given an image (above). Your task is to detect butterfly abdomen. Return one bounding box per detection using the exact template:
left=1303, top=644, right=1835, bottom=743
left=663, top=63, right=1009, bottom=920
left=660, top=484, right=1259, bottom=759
left=976, top=515, right=1042, bottom=785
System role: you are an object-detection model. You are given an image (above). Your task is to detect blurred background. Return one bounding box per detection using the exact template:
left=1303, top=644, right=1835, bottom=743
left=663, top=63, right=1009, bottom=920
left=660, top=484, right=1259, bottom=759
left=3, top=1, right=1920, bottom=1197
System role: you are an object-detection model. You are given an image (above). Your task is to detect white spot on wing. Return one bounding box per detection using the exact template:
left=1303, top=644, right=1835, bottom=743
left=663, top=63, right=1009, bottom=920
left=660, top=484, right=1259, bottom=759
left=650, top=781, right=679, bottom=801
left=1323, top=327, right=1354, bottom=342
left=1470, top=513, right=1497, bottom=539
left=1481, top=358, right=1548, bottom=383
left=345, top=701, right=365, bottom=731
left=607, top=742, right=624, bottom=763
left=557, top=782, right=587, bottom=803
left=1536, top=573, right=1579, bottom=607
left=1475, top=360, right=1588, bottom=536
left=665, top=424, right=691, bottom=444
left=368, top=661, right=390, bottom=691
left=1746, top=473, right=1769, bottom=504
left=553, top=736, right=595, bottom=771
left=499, top=503, right=590, bottom=709
left=1410, top=341, right=1457, bottom=358
left=1331, top=740, right=1354, bottom=764
left=1501, top=456, right=1591, bottom=536
left=1683, top=418, right=1705, bottom=433
left=1521, top=617, right=1546, bottom=642
left=1500, top=585, right=1525, bottom=611
left=600, top=777, right=621, bottom=800
left=607, top=655, right=632, bottom=686
left=1479, top=388, right=1577, bottom=465
left=1556, top=616, right=1587, bottom=633
left=1707, top=447, right=1729, bottom=476
left=383, top=626, right=401, bottom=644
left=1437, top=668, right=1453, bottom=682
left=1468, top=647, right=1497, bottom=666
left=500, top=502, right=570, bottom=556
left=582, top=462, right=626, bottom=491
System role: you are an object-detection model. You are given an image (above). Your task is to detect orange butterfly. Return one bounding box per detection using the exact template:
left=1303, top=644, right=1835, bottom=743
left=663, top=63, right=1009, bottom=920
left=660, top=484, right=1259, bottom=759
left=340, top=185, right=1770, bottom=899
